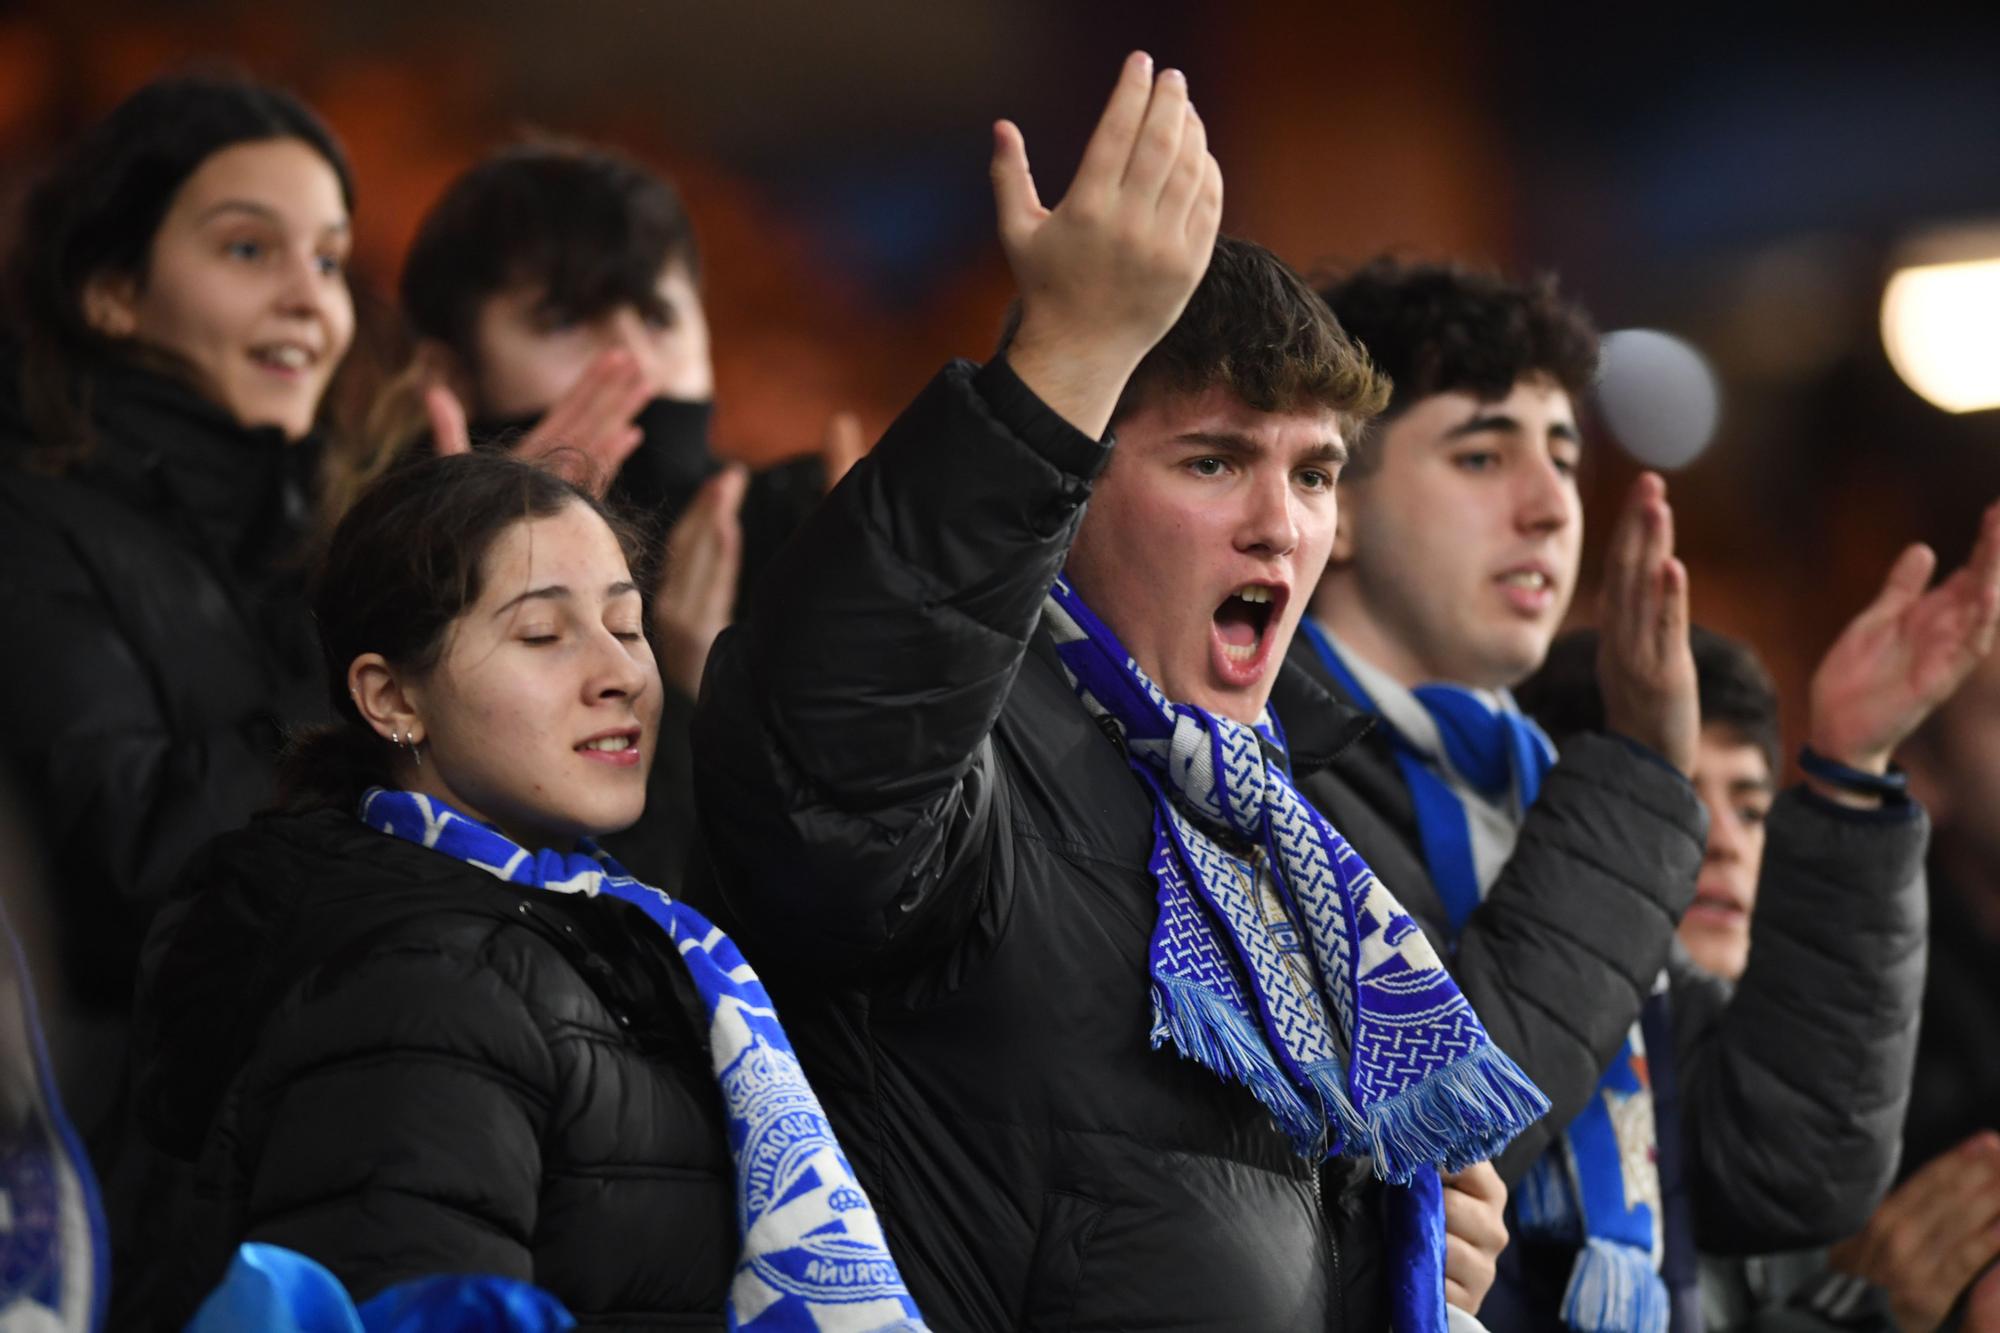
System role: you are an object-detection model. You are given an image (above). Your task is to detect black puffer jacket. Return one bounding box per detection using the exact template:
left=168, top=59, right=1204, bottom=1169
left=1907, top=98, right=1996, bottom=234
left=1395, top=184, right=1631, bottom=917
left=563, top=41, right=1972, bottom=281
left=130, top=808, right=734, bottom=1330
left=1292, top=649, right=1927, bottom=1328
left=691, top=358, right=1390, bottom=1332
left=0, top=362, right=326, bottom=1031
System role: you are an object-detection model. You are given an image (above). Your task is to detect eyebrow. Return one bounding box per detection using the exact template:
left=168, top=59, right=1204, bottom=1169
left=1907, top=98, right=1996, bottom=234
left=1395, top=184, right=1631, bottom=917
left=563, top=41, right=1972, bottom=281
left=1443, top=412, right=1581, bottom=444
left=1727, top=776, right=1776, bottom=795
left=1169, top=430, right=1349, bottom=466
left=194, top=199, right=351, bottom=237
left=492, top=581, right=640, bottom=618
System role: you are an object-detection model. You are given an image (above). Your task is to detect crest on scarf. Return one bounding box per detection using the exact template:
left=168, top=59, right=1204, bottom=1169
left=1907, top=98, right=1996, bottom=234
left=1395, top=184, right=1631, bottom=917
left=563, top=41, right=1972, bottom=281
left=362, top=790, right=930, bottom=1333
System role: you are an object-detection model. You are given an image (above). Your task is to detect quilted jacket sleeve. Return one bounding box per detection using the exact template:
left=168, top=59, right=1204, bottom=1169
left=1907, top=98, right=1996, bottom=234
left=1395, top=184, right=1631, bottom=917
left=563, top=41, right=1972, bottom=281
left=1452, top=734, right=1710, bottom=1185
left=1673, top=788, right=1929, bottom=1252
left=232, top=931, right=555, bottom=1299
left=690, top=357, right=1107, bottom=973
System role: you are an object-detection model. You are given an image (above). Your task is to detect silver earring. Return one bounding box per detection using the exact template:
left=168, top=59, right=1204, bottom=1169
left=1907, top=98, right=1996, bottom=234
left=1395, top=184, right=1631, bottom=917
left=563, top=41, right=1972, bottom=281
left=401, top=731, right=423, bottom=767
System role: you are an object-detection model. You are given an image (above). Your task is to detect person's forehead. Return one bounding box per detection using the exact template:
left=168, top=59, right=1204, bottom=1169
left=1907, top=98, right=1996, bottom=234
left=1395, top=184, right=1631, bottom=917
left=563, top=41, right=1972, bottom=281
left=1694, top=726, right=1772, bottom=784
left=1124, top=384, right=1344, bottom=453
left=173, top=139, right=348, bottom=229
left=1389, top=376, right=1577, bottom=439
left=482, top=505, right=631, bottom=592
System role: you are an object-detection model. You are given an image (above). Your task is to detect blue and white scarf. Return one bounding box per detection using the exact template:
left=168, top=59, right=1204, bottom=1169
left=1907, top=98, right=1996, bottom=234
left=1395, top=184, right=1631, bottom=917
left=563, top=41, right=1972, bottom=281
left=1044, top=579, right=1547, bottom=1330
left=0, top=903, right=107, bottom=1333
left=1301, top=620, right=1668, bottom=1333
left=360, top=789, right=929, bottom=1333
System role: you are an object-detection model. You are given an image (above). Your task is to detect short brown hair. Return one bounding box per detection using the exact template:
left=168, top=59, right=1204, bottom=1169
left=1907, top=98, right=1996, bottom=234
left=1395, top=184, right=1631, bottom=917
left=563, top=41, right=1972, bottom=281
left=1115, top=235, right=1388, bottom=436
left=999, top=235, right=1389, bottom=438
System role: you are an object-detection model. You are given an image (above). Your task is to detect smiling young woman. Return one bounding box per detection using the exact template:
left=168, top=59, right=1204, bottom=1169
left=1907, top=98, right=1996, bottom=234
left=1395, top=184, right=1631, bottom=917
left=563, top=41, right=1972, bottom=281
left=0, top=72, right=357, bottom=1151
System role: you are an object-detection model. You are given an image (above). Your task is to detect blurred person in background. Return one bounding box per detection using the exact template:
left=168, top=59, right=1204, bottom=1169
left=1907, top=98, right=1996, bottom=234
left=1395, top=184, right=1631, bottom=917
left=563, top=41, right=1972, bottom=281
left=1524, top=601, right=2000, bottom=1332
left=387, top=141, right=863, bottom=887
left=128, top=451, right=925, bottom=1331
left=693, top=54, right=1538, bottom=1332
left=0, top=71, right=357, bottom=1150
left=1298, top=259, right=1968, bottom=1333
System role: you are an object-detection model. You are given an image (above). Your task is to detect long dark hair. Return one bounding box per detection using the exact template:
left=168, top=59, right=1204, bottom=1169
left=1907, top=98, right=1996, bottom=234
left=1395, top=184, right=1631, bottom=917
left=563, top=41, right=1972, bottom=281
left=282, top=451, right=638, bottom=813
left=3, top=69, right=355, bottom=471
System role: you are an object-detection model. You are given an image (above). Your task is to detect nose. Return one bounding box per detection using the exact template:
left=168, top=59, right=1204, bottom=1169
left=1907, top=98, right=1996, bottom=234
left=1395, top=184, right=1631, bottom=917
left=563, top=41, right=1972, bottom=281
left=586, top=624, right=652, bottom=706
left=604, top=309, right=668, bottom=397
left=1513, top=452, right=1574, bottom=537
left=1702, top=802, right=1747, bottom=864
left=275, top=247, right=331, bottom=323
left=1235, top=468, right=1301, bottom=558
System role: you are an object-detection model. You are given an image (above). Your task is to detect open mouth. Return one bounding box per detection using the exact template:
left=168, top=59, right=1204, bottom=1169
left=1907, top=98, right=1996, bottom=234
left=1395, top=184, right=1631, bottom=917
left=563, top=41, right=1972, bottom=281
left=1686, top=889, right=1747, bottom=923
left=250, top=342, right=318, bottom=374
left=1209, top=582, right=1288, bottom=687
left=574, top=727, right=643, bottom=766
left=1214, top=584, right=1278, bottom=663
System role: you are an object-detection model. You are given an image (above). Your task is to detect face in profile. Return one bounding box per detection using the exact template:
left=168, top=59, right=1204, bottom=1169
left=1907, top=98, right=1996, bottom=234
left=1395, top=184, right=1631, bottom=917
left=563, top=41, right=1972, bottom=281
left=393, top=501, right=662, bottom=851
left=86, top=137, right=354, bottom=440
left=1685, top=724, right=1774, bottom=982
left=463, top=260, right=712, bottom=417
left=1325, top=376, right=1583, bottom=690
left=1064, top=385, right=1346, bottom=724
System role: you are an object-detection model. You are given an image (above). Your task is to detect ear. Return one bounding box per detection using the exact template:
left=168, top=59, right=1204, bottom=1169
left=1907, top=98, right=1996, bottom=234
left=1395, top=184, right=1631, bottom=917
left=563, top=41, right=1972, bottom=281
left=414, top=338, right=477, bottom=410
left=1327, top=483, right=1360, bottom=565
left=81, top=272, right=140, bottom=339
left=348, top=652, right=426, bottom=747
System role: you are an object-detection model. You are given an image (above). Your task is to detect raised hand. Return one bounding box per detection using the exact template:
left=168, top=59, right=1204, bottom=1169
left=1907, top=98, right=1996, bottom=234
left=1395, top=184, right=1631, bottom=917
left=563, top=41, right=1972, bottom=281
left=820, top=410, right=867, bottom=492
left=1596, top=472, right=1698, bottom=775
left=426, top=349, right=651, bottom=498
left=1829, top=1132, right=2000, bottom=1332
left=1808, top=500, right=2000, bottom=782
left=1442, top=1161, right=1507, bottom=1314
left=652, top=465, right=748, bottom=699
left=991, top=51, right=1222, bottom=439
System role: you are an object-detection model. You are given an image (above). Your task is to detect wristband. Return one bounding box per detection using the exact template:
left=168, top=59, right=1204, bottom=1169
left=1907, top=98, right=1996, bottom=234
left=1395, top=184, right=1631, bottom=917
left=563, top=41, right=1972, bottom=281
left=1798, top=745, right=1910, bottom=802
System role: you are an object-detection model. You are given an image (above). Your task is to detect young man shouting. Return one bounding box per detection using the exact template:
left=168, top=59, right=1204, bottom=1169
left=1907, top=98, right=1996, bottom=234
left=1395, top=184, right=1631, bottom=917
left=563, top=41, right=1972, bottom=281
left=693, top=56, right=1541, bottom=1332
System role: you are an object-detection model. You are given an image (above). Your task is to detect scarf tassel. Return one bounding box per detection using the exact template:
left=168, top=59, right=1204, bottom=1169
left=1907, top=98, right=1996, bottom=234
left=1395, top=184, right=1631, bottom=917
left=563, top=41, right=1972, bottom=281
left=1359, top=1044, right=1554, bottom=1185
left=1151, top=976, right=1325, bottom=1156
left=1559, top=1238, right=1671, bottom=1333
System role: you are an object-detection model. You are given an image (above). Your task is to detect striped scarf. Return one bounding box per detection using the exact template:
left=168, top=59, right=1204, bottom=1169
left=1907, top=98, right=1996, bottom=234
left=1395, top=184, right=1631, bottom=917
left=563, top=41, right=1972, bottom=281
left=1044, top=580, right=1548, bottom=1331
left=360, top=789, right=929, bottom=1333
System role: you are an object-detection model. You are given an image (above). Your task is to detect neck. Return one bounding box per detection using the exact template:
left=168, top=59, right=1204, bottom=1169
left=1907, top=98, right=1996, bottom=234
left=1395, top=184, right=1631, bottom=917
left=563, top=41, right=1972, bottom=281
left=1308, top=575, right=1441, bottom=690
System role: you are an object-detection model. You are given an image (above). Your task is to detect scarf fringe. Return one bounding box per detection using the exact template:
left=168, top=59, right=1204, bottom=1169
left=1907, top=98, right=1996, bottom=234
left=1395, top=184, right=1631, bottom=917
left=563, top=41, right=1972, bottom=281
left=1360, top=1044, right=1554, bottom=1184
left=1151, top=976, right=1324, bottom=1155
left=1515, top=1154, right=1581, bottom=1238
left=1558, top=1237, right=1670, bottom=1333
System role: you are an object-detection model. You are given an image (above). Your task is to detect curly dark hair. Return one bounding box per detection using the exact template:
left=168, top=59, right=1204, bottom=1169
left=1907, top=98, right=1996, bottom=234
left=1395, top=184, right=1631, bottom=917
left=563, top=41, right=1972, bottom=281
left=1317, top=259, right=1599, bottom=476
left=1516, top=625, right=1780, bottom=772
left=401, top=138, right=698, bottom=367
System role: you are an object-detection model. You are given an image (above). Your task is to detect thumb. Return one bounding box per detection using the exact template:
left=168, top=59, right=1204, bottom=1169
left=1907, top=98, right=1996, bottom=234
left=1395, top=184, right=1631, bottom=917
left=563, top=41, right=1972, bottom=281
left=990, top=119, right=1045, bottom=250
left=425, top=383, right=472, bottom=457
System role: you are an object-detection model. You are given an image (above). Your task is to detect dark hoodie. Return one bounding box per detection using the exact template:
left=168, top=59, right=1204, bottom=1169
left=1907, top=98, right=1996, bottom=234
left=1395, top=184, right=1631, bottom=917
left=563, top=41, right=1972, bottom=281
left=128, top=806, right=735, bottom=1330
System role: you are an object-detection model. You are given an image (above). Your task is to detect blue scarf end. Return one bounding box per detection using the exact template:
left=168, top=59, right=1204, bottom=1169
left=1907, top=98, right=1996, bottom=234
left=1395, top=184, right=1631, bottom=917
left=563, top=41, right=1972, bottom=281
left=1361, top=1044, right=1554, bottom=1184
left=1151, top=976, right=1325, bottom=1156
left=1559, top=1237, right=1671, bottom=1333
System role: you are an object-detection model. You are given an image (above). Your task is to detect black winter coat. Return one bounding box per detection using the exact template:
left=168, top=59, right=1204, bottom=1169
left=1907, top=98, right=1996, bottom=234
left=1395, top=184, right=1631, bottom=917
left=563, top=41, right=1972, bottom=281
left=130, top=808, right=735, bottom=1331
left=1290, top=647, right=1927, bottom=1329
left=691, top=358, right=1392, bottom=1333
left=0, top=363, right=326, bottom=1030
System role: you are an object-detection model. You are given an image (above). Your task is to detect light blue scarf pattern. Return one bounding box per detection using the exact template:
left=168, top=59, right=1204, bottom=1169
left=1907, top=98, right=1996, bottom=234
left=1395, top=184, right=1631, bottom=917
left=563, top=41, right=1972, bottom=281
left=360, top=789, right=928, bottom=1333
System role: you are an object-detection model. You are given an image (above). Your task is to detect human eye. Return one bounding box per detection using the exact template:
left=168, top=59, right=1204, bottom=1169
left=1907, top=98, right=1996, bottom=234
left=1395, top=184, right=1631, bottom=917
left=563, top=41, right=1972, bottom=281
left=1296, top=466, right=1336, bottom=492
left=221, top=237, right=267, bottom=263
left=315, top=250, right=346, bottom=278
left=1551, top=446, right=1582, bottom=479
left=519, top=628, right=561, bottom=646
left=1452, top=450, right=1500, bottom=473
left=1186, top=456, right=1231, bottom=479
left=641, top=299, right=677, bottom=331
left=1737, top=801, right=1770, bottom=827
